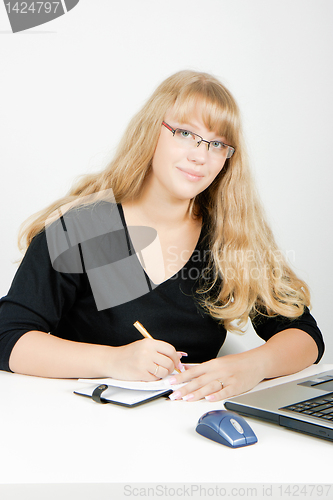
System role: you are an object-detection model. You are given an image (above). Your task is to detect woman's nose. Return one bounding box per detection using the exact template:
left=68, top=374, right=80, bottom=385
left=187, top=140, right=209, bottom=163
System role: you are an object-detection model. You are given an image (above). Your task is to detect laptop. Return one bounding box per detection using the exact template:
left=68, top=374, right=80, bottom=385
left=224, top=368, right=333, bottom=441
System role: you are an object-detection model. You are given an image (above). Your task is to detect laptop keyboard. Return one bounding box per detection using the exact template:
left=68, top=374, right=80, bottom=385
left=280, top=392, right=333, bottom=421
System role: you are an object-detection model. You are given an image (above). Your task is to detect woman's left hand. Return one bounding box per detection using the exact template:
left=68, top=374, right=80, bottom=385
left=168, top=351, right=267, bottom=402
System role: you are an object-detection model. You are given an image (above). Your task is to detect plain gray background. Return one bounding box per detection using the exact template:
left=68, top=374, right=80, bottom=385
left=1, top=0, right=332, bottom=361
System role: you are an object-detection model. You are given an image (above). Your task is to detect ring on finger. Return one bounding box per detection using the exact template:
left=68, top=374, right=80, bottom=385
left=153, top=364, right=159, bottom=377
left=217, top=380, right=224, bottom=390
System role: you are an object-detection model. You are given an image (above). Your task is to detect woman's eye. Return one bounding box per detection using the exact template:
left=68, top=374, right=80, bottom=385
left=179, top=130, right=192, bottom=138
left=211, top=141, right=224, bottom=149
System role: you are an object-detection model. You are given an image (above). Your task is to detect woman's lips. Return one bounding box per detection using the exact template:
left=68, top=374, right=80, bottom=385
left=176, top=167, right=204, bottom=181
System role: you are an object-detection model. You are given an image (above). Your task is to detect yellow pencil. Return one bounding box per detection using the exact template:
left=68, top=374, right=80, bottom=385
left=133, top=320, right=153, bottom=339
left=133, top=321, right=181, bottom=374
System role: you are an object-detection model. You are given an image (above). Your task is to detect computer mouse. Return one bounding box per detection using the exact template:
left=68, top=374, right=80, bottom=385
left=196, top=410, right=258, bottom=448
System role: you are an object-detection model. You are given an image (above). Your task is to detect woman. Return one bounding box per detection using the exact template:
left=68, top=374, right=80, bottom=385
left=0, top=70, right=324, bottom=402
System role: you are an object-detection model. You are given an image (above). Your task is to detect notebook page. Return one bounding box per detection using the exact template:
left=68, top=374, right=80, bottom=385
left=77, top=373, right=186, bottom=391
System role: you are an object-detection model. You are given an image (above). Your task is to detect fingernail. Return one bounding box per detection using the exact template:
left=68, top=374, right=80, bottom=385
left=169, top=377, right=177, bottom=385
left=182, top=394, right=194, bottom=401
left=205, top=395, right=215, bottom=401
left=169, top=390, right=181, bottom=400
left=179, top=352, right=188, bottom=357
left=178, top=362, right=185, bottom=372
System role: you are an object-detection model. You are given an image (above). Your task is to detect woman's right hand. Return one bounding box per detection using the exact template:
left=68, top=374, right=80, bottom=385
left=106, top=338, right=183, bottom=381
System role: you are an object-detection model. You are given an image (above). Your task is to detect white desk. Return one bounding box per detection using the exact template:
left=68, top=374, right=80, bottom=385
left=0, top=365, right=332, bottom=498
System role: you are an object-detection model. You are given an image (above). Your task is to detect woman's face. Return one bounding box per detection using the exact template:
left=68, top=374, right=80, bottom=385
left=148, top=107, right=228, bottom=204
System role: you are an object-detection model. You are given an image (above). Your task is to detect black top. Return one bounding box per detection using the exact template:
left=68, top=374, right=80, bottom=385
left=0, top=202, right=324, bottom=372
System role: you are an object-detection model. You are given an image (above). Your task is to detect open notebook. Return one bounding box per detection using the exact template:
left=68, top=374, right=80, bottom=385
left=74, top=374, right=186, bottom=407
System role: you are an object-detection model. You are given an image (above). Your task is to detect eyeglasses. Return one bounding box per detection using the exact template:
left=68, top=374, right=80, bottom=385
left=162, top=121, right=235, bottom=159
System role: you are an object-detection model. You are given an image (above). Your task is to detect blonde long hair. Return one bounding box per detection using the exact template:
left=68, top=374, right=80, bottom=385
left=19, top=70, right=310, bottom=331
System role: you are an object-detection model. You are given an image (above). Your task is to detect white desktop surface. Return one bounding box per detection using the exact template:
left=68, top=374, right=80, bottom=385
left=0, top=364, right=332, bottom=485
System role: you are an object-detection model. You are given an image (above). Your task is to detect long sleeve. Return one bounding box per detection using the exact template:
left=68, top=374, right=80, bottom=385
left=0, top=230, right=82, bottom=371
left=0, top=206, right=227, bottom=371
left=251, top=307, right=324, bottom=363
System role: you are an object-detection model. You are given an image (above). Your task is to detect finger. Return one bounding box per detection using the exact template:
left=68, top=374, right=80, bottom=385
left=148, top=362, right=169, bottom=380
left=169, top=363, right=205, bottom=385
left=204, top=389, right=226, bottom=402
left=169, top=373, right=211, bottom=400
left=138, top=339, right=180, bottom=374
left=152, top=352, right=183, bottom=375
left=170, top=371, right=227, bottom=401
left=153, top=340, right=181, bottom=371
left=183, top=380, right=227, bottom=402
left=205, top=381, right=245, bottom=401
left=153, top=352, right=177, bottom=375
left=191, top=378, right=241, bottom=402
left=139, top=362, right=169, bottom=381
left=204, top=380, right=229, bottom=401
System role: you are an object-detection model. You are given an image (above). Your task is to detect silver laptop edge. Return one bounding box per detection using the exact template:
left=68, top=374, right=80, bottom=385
left=224, top=369, right=333, bottom=441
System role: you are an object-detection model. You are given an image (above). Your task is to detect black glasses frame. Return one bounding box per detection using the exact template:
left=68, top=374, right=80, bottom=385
left=162, top=121, right=235, bottom=158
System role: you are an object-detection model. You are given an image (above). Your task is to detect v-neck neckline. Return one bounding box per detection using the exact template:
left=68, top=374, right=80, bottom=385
left=117, top=203, right=204, bottom=288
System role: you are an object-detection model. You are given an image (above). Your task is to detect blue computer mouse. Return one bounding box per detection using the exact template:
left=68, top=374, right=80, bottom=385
left=196, top=410, right=258, bottom=448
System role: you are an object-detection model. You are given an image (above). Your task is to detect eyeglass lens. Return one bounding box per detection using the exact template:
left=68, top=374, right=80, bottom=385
left=173, top=128, right=234, bottom=159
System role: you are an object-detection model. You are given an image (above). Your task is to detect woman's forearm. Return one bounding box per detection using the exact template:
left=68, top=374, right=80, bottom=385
left=9, top=330, right=112, bottom=378
left=8, top=330, right=181, bottom=381
left=256, top=328, right=319, bottom=380
left=166, top=328, right=320, bottom=402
